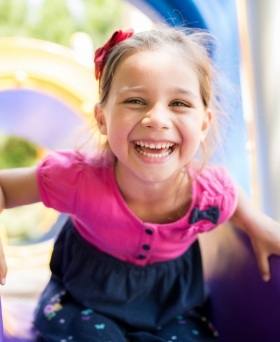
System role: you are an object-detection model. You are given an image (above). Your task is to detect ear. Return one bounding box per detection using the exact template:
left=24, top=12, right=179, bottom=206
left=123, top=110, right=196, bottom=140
left=94, top=104, right=107, bottom=135
left=200, top=108, right=213, bottom=141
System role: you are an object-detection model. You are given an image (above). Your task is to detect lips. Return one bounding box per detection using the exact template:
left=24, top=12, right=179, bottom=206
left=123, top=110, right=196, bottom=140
left=134, top=140, right=175, bottom=158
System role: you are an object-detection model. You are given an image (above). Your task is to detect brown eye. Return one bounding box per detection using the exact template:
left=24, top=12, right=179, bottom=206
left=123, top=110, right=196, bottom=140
left=124, top=98, right=144, bottom=105
left=171, top=101, right=190, bottom=107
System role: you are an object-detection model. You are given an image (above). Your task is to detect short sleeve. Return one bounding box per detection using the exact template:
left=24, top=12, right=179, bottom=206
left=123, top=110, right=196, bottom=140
left=193, top=166, right=238, bottom=225
left=36, top=151, right=86, bottom=213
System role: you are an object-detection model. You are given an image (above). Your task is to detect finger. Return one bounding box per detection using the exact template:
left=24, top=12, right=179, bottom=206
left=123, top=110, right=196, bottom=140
left=256, top=249, right=270, bottom=282
left=0, top=238, right=7, bottom=285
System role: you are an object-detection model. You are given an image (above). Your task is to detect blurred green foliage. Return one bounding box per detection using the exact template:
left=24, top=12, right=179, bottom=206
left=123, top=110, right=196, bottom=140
left=0, top=0, right=124, bottom=47
left=0, top=135, right=38, bottom=168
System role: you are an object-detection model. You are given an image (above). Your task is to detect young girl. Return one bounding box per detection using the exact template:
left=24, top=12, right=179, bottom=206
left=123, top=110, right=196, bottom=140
left=1, top=26, right=280, bottom=342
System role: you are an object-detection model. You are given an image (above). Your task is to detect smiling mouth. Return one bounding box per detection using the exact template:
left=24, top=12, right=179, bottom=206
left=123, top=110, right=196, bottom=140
left=134, top=141, right=175, bottom=158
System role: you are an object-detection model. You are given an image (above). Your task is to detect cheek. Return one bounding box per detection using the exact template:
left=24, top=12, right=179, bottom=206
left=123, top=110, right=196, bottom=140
left=106, top=122, right=128, bottom=153
left=181, top=115, right=208, bottom=139
left=107, top=113, right=139, bottom=140
left=180, top=121, right=204, bottom=151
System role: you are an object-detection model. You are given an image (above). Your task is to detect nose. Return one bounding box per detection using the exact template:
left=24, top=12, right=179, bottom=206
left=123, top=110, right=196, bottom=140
left=141, top=105, right=172, bottom=130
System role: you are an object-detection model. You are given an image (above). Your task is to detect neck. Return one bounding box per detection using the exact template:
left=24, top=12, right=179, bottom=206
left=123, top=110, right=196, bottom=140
left=115, top=165, right=192, bottom=223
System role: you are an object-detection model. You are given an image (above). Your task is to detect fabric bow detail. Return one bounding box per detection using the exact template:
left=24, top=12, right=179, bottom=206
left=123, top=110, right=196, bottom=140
left=94, top=29, right=134, bottom=80
left=189, top=206, right=220, bottom=225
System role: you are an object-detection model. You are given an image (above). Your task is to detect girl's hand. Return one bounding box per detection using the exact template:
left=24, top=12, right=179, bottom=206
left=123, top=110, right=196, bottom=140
left=249, top=216, right=280, bottom=282
left=231, top=185, right=280, bottom=282
left=0, top=238, right=7, bottom=285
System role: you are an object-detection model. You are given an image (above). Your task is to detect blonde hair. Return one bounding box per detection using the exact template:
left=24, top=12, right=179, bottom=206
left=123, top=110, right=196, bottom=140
left=91, top=26, right=227, bottom=169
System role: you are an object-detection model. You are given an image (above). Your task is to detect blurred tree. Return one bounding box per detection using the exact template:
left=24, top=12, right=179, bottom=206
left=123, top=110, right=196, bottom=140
left=0, top=135, right=38, bottom=169
left=29, top=0, right=77, bottom=45
left=0, top=0, right=29, bottom=36
left=0, top=0, right=123, bottom=47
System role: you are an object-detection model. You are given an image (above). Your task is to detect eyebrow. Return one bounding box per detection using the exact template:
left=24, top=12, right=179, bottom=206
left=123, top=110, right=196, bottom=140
left=116, top=86, right=144, bottom=95
left=173, top=87, right=199, bottom=99
left=116, top=86, right=199, bottom=99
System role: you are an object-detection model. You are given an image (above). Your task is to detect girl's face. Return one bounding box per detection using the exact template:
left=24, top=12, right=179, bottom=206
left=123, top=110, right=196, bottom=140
left=95, top=48, right=212, bottom=186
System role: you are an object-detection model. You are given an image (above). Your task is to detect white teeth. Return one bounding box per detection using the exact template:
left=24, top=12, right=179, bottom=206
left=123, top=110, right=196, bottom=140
left=135, top=141, right=174, bottom=149
left=134, top=141, right=175, bottom=159
left=135, top=146, right=173, bottom=158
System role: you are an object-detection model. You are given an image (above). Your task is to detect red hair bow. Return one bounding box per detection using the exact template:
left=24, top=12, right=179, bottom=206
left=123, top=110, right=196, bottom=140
left=94, top=29, right=134, bottom=80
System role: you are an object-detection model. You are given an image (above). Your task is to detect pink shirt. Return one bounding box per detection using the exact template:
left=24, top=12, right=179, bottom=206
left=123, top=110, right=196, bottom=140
left=36, top=151, right=238, bottom=266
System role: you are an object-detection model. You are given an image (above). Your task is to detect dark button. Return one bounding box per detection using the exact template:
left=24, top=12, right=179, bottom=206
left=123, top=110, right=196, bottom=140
left=136, top=254, right=146, bottom=260
left=145, top=228, right=153, bottom=235
left=142, top=244, right=151, bottom=251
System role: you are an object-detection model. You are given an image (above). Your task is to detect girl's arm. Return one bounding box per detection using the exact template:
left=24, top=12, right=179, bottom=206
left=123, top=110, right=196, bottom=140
left=0, top=167, right=40, bottom=285
left=0, top=167, right=40, bottom=209
left=230, top=185, right=280, bottom=282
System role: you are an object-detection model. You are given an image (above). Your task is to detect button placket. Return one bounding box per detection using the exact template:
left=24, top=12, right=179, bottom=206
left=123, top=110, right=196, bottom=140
left=135, top=225, right=155, bottom=262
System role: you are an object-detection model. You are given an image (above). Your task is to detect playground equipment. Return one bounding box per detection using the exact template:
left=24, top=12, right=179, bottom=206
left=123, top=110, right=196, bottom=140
left=1, top=0, right=280, bottom=341
left=0, top=36, right=95, bottom=341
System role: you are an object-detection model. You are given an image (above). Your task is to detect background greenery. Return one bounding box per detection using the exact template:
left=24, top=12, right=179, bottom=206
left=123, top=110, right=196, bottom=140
left=0, top=0, right=123, bottom=48
left=0, top=136, right=38, bottom=169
